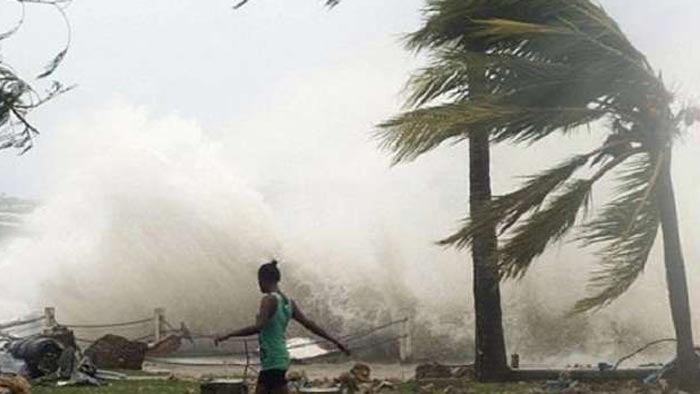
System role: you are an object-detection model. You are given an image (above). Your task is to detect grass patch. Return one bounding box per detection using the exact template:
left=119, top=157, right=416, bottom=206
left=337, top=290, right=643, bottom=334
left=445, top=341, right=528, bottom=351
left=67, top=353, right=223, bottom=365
left=30, top=379, right=533, bottom=394
left=32, top=379, right=197, bottom=394
left=397, top=381, right=534, bottom=394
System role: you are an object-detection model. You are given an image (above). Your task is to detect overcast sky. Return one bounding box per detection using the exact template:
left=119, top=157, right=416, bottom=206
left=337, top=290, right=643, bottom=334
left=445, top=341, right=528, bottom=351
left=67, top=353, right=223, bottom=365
left=0, top=0, right=697, bottom=198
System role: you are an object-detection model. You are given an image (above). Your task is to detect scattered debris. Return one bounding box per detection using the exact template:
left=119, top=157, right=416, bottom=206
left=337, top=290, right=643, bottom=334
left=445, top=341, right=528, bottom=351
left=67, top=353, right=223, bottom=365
left=335, top=363, right=372, bottom=393
left=146, top=334, right=182, bottom=357
left=0, top=327, right=105, bottom=388
left=374, top=380, right=396, bottom=392
left=288, top=337, right=332, bottom=361
left=6, top=336, right=64, bottom=378
left=336, top=371, right=358, bottom=392
left=415, top=363, right=451, bottom=380
left=350, top=363, right=371, bottom=383
left=293, top=363, right=404, bottom=394
left=0, top=376, right=31, bottom=394
left=56, top=356, right=104, bottom=387
left=45, top=326, right=78, bottom=350
left=415, top=363, right=474, bottom=381
left=0, top=352, right=27, bottom=376
left=201, top=378, right=247, bottom=394
left=288, top=370, right=308, bottom=383
left=545, top=372, right=578, bottom=394
left=439, top=385, right=455, bottom=394
left=511, top=354, right=520, bottom=369
left=450, top=366, right=474, bottom=380
left=85, top=334, right=148, bottom=370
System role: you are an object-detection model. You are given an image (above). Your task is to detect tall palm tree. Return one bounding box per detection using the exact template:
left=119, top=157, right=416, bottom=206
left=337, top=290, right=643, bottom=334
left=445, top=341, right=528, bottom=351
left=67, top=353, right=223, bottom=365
left=380, top=1, right=522, bottom=381
left=378, top=0, right=699, bottom=388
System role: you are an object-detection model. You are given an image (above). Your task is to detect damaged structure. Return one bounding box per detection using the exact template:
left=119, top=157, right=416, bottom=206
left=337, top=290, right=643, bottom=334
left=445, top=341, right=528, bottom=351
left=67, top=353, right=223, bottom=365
left=0, top=320, right=187, bottom=389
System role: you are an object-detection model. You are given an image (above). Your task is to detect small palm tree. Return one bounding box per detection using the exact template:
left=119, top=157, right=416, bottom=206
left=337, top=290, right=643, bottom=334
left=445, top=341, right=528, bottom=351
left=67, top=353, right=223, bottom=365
left=378, top=0, right=699, bottom=388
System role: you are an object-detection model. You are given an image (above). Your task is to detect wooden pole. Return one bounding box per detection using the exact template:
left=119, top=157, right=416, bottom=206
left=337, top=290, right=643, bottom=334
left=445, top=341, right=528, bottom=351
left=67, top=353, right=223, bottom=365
left=399, top=317, right=412, bottom=362
left=154, top=308, right=165, bottom=343
left=44, top=307, right=56, bottom=334
left=243, top=340, right=250, bottom=382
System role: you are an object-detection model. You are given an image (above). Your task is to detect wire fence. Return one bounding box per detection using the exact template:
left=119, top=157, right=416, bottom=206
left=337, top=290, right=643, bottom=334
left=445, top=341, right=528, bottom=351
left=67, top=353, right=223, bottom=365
left=60, top=317, right=152, bottom=329
left=0, top=315, right=44, bottom=331
left=0, top=312, right=409, bottom=341
left=0, top=309, right=412, bottom=378
left=0, top=314, right=45, bottom=340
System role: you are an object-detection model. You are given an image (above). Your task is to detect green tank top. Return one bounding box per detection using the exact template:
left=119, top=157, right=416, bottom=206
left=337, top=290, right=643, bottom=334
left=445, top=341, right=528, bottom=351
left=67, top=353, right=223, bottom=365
left=259, top=292, right=292, bottom=370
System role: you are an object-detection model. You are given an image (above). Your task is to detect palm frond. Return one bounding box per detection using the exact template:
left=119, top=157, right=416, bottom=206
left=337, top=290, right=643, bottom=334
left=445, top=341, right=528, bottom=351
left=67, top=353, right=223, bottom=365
left=498, top=179, right=594, bottom=279
left=678, top=105, right=700, bottom=128
left=469, top=18, right=571, bottom=37
left=494, top=146, right=642, bottom=279
left=0, top=0, right=72, bottom=152
left=441, top=143, right=643, bottom=278
left=574, top=153, right=662, bottom=312
left=423, top=1, right=652, bottom=86
left=405, top=48, right=571, bottom=108
left=440, top=140, right=641, bottom=248
left=381, top=0, right=662, bottom=159
left=378, top=101, right=604, bottom=164
left=409, top=0, right=646, bottom=63
left=36, top=4, right=71, bottom=79
left=440, top=152, right=594, bottom=249
left=0, top=1, right=26, bottom=42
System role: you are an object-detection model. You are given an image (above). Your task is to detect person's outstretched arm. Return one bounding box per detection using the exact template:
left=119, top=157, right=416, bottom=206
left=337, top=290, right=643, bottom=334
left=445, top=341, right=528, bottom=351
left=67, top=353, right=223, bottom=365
left=292, top=300, right=350, bottom=355
left=215, top=295, right=276, bottom=345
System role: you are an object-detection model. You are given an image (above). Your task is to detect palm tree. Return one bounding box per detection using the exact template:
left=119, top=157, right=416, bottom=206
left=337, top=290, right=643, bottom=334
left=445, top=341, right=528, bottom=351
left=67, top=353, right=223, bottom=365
left=380, top=1, right=522, bottom=381
left=0, top=0, right=72, bottom=153
left=378, top=0, right=699, bottom=389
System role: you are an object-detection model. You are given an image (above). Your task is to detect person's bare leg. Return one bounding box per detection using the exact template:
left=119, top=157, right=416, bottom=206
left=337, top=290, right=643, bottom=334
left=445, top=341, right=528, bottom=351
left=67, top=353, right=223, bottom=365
left=255, top=382, right=270, bottom=394
left=270, top=383, right=289, bottom=394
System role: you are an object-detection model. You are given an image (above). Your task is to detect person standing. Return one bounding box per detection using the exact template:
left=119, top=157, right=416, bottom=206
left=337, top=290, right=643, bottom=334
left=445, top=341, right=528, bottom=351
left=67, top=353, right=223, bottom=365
left=216, top=260, right=350, bottom=394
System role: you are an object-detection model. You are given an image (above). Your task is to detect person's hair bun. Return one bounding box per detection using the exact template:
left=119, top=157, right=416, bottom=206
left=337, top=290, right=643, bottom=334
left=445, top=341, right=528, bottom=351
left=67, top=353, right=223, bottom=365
left=259, top=259, right=281, bottom=283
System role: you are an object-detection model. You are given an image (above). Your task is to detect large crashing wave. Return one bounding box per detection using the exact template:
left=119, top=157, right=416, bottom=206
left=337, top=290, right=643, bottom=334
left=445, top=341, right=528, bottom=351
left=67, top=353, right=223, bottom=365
left=0, top=104, right=695, bottom=365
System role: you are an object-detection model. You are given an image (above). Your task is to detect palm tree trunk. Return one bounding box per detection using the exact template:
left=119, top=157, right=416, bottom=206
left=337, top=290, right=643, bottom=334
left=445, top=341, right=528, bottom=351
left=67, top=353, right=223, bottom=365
left=657, top=152, right=697, bottom=390
left=470, top=131, right=510, bottom=382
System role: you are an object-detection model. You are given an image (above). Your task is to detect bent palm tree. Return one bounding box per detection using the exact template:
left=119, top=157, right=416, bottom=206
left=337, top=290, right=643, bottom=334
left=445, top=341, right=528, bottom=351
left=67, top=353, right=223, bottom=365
left=378, top=0, right=699, bottom=389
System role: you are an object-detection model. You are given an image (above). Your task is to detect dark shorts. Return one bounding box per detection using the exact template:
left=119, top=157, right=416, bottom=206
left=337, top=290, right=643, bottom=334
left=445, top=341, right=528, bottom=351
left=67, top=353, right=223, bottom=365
left=258, top=369, right=287, bottom=390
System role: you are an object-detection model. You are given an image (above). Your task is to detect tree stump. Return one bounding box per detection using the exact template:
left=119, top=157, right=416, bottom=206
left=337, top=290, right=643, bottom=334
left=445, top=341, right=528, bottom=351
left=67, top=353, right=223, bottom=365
left=201, top=379, right=247, bottom=394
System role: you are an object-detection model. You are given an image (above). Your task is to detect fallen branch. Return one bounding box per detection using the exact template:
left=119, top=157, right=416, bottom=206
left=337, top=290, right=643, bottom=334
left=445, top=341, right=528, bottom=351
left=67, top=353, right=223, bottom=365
left=614, top=338, right=677, bottom=370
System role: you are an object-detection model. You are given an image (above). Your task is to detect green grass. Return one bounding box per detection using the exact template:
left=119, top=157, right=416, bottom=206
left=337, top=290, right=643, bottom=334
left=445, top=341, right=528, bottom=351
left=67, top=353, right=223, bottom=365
left=32, top=379, right=197, bottom=394
left=398, top=381, right=534, bottom=394
left=467, top=383, right=534, bottom=394
left=30, top=381, right=532, bottom=394
left=30, top=379, right=533, bottom=394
